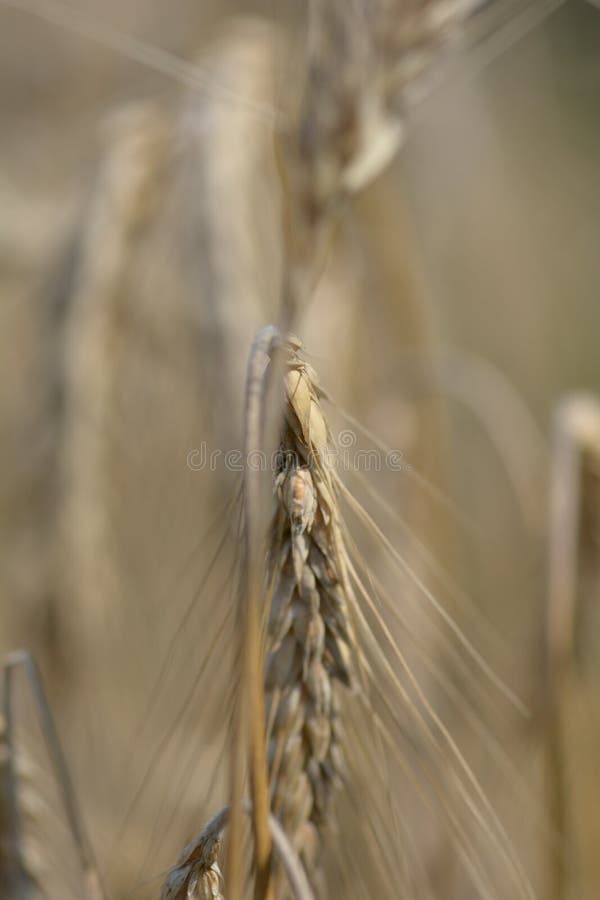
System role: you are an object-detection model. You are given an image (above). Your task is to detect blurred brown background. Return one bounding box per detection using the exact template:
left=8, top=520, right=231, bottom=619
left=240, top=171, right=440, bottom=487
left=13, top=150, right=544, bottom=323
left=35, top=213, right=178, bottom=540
left=1, top=1, right=600, bottom=898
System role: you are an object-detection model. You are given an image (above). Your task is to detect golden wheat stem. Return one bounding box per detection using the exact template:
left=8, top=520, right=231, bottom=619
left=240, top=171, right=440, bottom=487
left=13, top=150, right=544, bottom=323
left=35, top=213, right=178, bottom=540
left=228, top=328, right=285, bottom=900
left=545, top=394, right=600, bottom=900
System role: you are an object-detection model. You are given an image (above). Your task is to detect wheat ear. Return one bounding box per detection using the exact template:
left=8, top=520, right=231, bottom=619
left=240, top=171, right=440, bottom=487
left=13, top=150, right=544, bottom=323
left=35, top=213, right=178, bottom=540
left=159, top=807, right=227, bottom=900
left=0, top=668, right=44, bottom=900
left=159, top=805, right=316, bottom=900
left=0, top=651, right=104, bottom=900
left=263, top=334, right=358, bottom=894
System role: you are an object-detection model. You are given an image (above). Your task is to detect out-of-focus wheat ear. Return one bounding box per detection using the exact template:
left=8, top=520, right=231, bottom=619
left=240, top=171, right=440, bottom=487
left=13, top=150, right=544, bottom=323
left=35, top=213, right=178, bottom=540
left=1, top=651, right=104, bottom=900
left=1, top=667, right=43, bottom=900
left=276, top=0, right=479, bottom=320
left=59, top=101, right=167, bottom=653
left=545, top=394, right=600, bottom=900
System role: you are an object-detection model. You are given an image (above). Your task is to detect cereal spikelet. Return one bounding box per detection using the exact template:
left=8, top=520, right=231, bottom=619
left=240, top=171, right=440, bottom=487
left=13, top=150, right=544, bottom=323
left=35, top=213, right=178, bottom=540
left=265, top=337, right=357, bottom=891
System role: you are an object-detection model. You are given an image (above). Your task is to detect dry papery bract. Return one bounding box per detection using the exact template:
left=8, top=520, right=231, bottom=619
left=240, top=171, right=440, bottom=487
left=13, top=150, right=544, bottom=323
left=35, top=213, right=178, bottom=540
left=160, top=808, right=226, bottom=900
left=159, top=805, right=316, bottom=900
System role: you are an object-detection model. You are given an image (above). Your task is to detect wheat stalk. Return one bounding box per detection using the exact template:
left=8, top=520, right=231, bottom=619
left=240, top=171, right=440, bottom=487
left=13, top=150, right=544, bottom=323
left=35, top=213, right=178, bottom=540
left=545, top=394, right=600, bottom=900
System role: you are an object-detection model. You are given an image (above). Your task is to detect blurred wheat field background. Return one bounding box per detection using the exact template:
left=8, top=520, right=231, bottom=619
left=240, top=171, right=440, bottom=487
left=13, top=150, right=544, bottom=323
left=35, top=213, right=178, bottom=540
left=1, top=1, right=600, bottom=898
